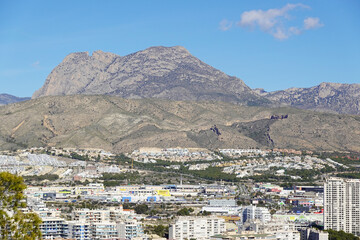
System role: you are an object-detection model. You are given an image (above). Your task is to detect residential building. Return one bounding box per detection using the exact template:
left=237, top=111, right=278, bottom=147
left=212, top=231, right=300, bottom=240
left=275, top=231, right=301, bottom=240
left=169, top=216, right=225, bottom=240
left=202, top=199, right=242, bottom=215
left=72, top=208, right=112, bottom=223
left=242, top=205, right=271, bottom=223
left=91, top=222, right=118, bottom=240
left=40, top=217, right=68, bottom=239
left=68, top=221, right=91, bottom=240
left=324, top=177, right=360, bottom=236
left=117, top=220, right=144, bottom=239
left=299, top=228, right=329, bottom=240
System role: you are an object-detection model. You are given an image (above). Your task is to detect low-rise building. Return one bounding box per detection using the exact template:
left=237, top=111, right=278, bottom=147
left=117, top=220, right=144, bottom=239
left=299, top=228, right=329, bottom=240
left=68, top=221, right=91, bottom=240
left=91, top=222, right=118, bottom=239
left=202, top=199, right=242, bottom=215
left=169, top=216, right=226, bottom=240
left=40, top=217, right=68, bottom=239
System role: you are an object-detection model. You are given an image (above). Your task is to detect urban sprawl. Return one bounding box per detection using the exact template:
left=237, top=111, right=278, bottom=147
left=0, top=147, right=359, bottom=240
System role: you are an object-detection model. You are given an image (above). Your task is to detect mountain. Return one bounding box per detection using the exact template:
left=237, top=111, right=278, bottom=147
left=32, top=46, right=268, bottom=106
left=0, top=94, right=30, bottom=105
left=255, top=82, right=360, bottom=115
left=1, top=95, right=360, bottom=153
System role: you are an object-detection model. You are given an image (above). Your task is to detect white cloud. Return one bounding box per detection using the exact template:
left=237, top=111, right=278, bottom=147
left=236, top=3, right=322, bottom=40
left=304, top=17, right=324, bottom=30
left=272, top=28, right=288, bottom=40
left=219, top=19, right=233, bottom=31
left=238, top=4, right=308, bottom=30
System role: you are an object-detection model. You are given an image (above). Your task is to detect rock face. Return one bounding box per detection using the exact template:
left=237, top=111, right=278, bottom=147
left=33, top=46, right=267, bottom=106
left=0, top=94, right=30, bottom=105
left=2, top=95, right=360, bottom=153
left=258, top=82, right=360, bottom=115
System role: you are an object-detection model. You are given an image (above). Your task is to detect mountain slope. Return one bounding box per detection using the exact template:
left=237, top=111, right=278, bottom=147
left=0, top=94, right=30, bottom=105
left=255, top=82, right=360, bottom=115
left=33, top=46, right=268, bottom=106
left=1, top=95, right=360, bottom=153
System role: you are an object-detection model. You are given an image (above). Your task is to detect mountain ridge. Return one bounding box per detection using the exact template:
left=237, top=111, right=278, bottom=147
left=257, top=82, right=360, bottom=115
left=32, top=46, right=359, bottom=114
left=0, top=94, right=30, bottom=105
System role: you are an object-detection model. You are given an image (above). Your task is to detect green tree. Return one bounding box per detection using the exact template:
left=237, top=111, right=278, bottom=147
left=201, top=210, right=211, bottom=216
left=327, top=229, right=359, bottom=240
left=0, top=172, right=42, bottom=239
left=177, top=207, right=193, bottom=216
left=134, top=204, right=149, bottom=214
left=153, top=225, right=166, bottom=237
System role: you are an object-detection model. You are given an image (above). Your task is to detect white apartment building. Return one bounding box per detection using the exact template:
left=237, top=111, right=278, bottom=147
left=72, top=206, right=135, bottom=224
left=202, top=199, right=242, bottom=215
left=67, top=221, right=91, bottom=240
left=169, top=216, right=225, bottom=240
left=91, top=222, right=118, bottom=240
left=324, top=177, right=360, bottom=236
left=242, top=205, right=271, bottom=223
left=40, top=207, right=144, bottom=240
left=117, top=220, right=144, bottom=239
left=40, top=217, right=68, bottom=239
left=52, top=219, right=144, bottom=240
left=72, top=208, right=112, bottom=224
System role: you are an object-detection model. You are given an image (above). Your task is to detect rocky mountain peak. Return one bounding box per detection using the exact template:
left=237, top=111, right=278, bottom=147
left=31, top=46, right=359, bottom=114
left=32, top=46, right=266, bottom=106
left=318, top=82, right=343, bottom=88
left=91, top=50, right=119, bottom=63
left=143, top=45, right=190, bottom=54
left=63, top=51, right=90, bottom=62
left=124, top=46, right=195, bottom=66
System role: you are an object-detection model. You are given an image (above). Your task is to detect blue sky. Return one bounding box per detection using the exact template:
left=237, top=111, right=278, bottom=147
left=0, top=0, right=359, bottom=97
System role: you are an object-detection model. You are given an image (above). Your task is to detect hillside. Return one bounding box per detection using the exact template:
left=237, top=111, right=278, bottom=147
left=1, top=95, right=360, bottom=153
